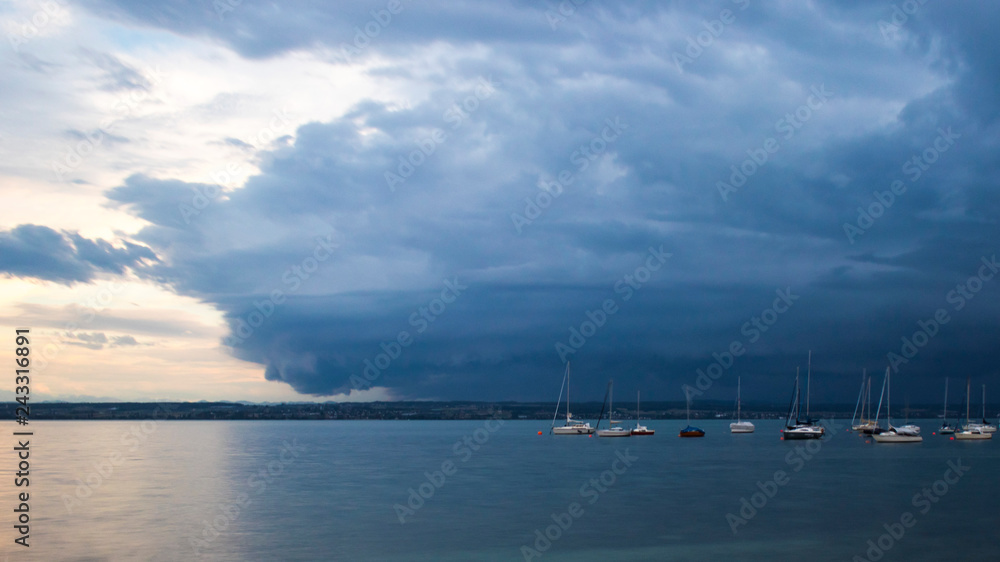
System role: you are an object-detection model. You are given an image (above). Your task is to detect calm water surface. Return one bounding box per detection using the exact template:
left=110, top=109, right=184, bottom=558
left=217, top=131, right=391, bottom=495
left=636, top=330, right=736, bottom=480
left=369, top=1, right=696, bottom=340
left=1, top=419, right=997, bottom=561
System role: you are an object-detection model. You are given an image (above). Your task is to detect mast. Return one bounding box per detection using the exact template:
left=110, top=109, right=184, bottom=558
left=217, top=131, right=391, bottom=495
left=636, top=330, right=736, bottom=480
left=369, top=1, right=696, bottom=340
left=886, top=367, right=892, bottom=429
left=566, top=362, right=571, bottom=423
left=982, top=384, right=987, bottom=423
left=851, top=371, right=865, bottom=427
left=737, top=376, right=742, bottom=423
left=552, top=362, right=569, bottom=430
left=796, top=367, right=802, bottom=424
left=609, top=379, right=614, bottom=424
left=874, top=368, right=887, bottom=427
left=943, top=377, right=949, bottom=424
left=966, top=377, right=971, bottom=427
left=806, top=351, right=812, bottom=419
left=636, top=391, right=640, bottom=426
left=867, top=375, right=872, bottom=422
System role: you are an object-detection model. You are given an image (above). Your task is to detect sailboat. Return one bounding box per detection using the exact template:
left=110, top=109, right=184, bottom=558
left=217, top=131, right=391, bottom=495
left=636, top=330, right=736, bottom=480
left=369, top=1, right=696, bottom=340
left=782, top=367, right=823, bottom=439
left=938, top=378, right=956, bottom=435
left=851, top=370, right=878, bottom=433
left=872, top=367, right=922, bottom=443
left=897, top=397, right=921, bottom=436
left=964, top=385, right=997, bottom=434
left=679, top=390, right=705, bottom=437
left=551, top=362, right=595, bottom=435
left=631, top=391, right=654, bottom=436
left=956, top=378, right=992, bottom=440
left=597, top=379, right=630, bottom=437
left=730, top=376, right=754, bottom=433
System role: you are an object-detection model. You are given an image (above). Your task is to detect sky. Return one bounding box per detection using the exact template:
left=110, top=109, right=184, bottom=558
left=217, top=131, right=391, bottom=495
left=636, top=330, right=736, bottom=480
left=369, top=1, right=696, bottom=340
left=1, top=0, right=999, bottom=405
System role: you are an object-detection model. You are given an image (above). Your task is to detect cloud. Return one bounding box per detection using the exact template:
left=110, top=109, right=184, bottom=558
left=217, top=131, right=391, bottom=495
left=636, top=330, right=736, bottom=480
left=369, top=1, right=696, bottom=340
left=0, top=225, right=157, bottom=284
left=7, top=0, right=1000, bottom=401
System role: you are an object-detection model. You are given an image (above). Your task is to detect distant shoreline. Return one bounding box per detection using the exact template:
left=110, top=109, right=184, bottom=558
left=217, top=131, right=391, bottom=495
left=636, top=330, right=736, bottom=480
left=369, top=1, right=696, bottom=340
left=2, top=400, right=976, bottom=421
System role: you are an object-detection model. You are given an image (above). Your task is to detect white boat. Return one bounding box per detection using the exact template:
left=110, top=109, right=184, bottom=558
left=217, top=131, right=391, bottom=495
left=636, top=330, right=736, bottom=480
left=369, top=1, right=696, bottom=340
left=551, top=362, right=594, bottom=435
left=597, top=379, right=630, bottom=437
left=963, top=385, right=997, bottom=433
left=872, top=367, right=923, bottom=443
left=730, top=376, right=755, bottom=433
left=782, top=362, right=823, bottom=440
left=631, top=391, right=654, bottom=436
left=955, top=378, right=992, bottom=440
left=939, top=378, right=956, bottom=435
left=852, top=371, right=881, bottom=433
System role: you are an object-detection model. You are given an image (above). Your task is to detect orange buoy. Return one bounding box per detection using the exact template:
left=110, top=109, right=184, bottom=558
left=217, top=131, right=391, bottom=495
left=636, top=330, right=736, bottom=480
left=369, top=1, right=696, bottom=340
left=538, top=431, right=543, bottom=435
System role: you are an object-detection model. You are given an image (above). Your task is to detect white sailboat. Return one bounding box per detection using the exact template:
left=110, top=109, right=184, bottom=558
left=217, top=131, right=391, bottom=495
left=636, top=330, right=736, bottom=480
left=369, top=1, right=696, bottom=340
left=938, top=378, right=956, bottom=435
left=851, top=369, right=878, bottom=433
left=872, top=367, right=922, bottom=443
left=956, top=378, right=992, bottom=440
left=963, top=384, right=997, bottom=434
left=783, top=365, right=823, bottom=440
left=631, top=391, right=654, bottom=436
left=730, top=376, right=755, bottom=433
left=597, top=379, right=630, bottom=437
left=551, top=362, right=595, bottom=435
left=897, top=398, right=921, bottom=436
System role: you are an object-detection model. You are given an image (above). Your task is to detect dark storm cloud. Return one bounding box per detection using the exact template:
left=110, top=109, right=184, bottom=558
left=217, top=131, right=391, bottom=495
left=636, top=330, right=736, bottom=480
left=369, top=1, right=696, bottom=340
left=46, top=1, right=1000, bottom=401
left=0, top=225, right=156, bottom=284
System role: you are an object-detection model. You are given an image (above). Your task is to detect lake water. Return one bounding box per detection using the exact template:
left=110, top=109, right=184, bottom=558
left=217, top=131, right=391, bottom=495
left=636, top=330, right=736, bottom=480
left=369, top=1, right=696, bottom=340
left=2, top=419, right=997, bottom=561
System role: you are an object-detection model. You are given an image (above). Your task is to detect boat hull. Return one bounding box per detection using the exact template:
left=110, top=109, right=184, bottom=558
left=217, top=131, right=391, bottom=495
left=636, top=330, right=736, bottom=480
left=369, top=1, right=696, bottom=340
left=872, top=432, right=923, bottom=443
left=730, top=422, right=755, bottom=433
left=597, top=429, right=630, bottom=437
left=954, top=431, right=992, bottom=440
left=679, top=426, right=705, bottom=437
left=552, top=426, right=594, bottom=435
left=630, top=429, right=655, bottom=436
left=783, top=427, right=823, bottom=439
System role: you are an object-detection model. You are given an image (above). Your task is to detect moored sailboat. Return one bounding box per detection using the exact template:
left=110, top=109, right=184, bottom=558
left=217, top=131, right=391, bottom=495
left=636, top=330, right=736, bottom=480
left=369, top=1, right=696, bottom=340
left=872, top=367, right=922, bottom=443
left=956, top=378, right=992, bottom=440
left=597, top=379, right=630, bottom=437
left=679, top=389, right=704, bottom=438
left=938, top=378, right=956, bottom=435
left=730, top=376, right=754, bottom=433
left=551, top=362, right=595, bottom=435
left=631, top=391, right=654, bottom=436
left=851, top=369, right=878, bottom=433
left=782, top=366, right=823, bottom=440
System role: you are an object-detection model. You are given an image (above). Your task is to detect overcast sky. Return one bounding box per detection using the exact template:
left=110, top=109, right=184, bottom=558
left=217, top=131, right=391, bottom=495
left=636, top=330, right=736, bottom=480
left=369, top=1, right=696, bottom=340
left=2, top=0, right=998, bottom=405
